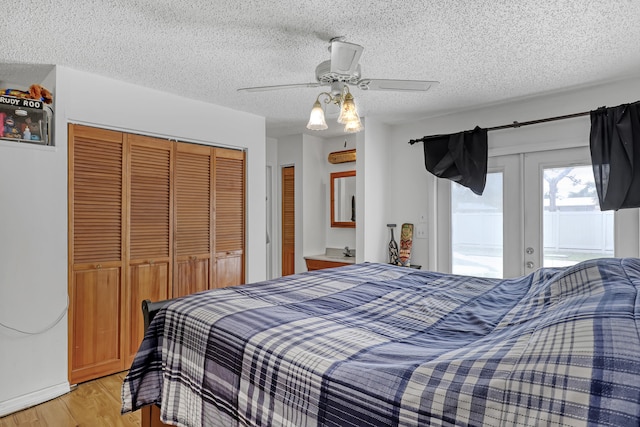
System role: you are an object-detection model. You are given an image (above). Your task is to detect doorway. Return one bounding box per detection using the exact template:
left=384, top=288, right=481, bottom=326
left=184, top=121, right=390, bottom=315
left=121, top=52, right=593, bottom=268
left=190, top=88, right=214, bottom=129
left=439, top=147, right=639, bottom=278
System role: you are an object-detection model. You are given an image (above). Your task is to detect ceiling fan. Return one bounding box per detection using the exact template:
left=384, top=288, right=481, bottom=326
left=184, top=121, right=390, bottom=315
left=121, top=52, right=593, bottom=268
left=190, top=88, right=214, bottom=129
left=238, top=37, right=439, bottom=94
left=238, top=37, right=439, bottom=133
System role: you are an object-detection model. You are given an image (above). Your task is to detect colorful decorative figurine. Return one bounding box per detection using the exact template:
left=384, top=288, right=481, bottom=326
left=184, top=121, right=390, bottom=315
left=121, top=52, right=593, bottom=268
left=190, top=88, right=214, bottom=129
left=398, top=223, right=414, bottom=267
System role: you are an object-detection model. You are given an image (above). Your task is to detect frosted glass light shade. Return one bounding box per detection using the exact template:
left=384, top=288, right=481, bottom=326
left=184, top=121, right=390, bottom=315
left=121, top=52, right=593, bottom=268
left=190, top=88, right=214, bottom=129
left=306, top=100, right=328, bottom=130
left=343, top=116, right=363, bottom=133
left=337, top=92, right=359, bottom=124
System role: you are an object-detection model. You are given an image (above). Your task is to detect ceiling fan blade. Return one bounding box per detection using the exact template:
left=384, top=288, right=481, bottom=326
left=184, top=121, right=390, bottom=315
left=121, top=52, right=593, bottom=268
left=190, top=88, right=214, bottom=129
left=357, top=79, right=439, bottom=92
left=330, top=40, right=364, bottom=75
left=237, top=82, right=321, bottom=92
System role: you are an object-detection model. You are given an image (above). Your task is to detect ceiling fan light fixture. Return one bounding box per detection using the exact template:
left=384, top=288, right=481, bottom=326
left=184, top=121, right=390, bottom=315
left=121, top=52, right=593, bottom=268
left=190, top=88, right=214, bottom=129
left=306, top=99, right=328, bottom=130
left=307, top=86, right=363, bottom=133
left=337, top=91, right=359, bottom=125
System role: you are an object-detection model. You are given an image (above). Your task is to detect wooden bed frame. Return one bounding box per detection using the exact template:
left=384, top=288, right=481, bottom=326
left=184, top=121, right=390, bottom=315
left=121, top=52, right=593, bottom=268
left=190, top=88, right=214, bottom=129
left=140, top=299, right=175, bottom=427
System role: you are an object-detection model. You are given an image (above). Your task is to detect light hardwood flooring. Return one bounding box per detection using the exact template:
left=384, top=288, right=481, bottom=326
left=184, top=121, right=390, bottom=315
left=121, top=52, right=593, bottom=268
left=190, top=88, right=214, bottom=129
left=0, top=372, right=140, bottom=427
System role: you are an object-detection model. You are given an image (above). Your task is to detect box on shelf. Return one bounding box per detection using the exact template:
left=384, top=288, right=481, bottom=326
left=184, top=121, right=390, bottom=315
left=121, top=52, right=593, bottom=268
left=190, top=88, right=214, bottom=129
left=0, top=95, right=52, bottom=146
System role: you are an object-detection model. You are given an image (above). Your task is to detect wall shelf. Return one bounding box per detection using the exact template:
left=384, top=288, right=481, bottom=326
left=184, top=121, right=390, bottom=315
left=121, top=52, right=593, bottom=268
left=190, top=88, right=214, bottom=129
left=0, top=95, right=53, bottom=146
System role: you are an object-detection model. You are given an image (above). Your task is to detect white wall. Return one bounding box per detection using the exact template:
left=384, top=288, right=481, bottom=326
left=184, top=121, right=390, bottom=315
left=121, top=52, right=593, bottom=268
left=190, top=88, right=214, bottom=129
left=0, top=66, right=267, bottom=415
left=302, top=134, right=327, bottom=262
left=359, top=118, right=391, bottom=264
left=388, top=76, right=640, bottom=270
left=0, top=67, right=69, bottom=415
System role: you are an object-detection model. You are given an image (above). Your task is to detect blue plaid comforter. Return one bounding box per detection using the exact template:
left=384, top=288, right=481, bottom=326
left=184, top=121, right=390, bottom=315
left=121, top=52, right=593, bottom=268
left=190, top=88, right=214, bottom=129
left=122, top=259, right=640, bottom=426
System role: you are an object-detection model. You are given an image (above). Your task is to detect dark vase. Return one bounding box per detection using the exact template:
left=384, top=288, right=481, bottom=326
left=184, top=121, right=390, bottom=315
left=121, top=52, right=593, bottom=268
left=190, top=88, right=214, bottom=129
left=387, top=224, right=399, bottom=265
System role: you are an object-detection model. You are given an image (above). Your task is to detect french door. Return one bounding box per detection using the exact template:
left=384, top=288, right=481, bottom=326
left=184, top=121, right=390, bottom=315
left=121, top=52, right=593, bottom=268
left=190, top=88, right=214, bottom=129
left=438, top=147, right=639, bottom=278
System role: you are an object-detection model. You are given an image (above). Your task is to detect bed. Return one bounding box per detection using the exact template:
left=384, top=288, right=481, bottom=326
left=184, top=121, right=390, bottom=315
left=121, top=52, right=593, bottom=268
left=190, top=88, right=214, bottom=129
left=121, top=258, right=640, bottom=426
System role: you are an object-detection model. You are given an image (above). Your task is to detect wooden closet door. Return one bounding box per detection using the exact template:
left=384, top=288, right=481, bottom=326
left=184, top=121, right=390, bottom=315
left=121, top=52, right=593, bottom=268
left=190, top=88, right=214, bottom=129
left=282, top=166, right=295, bottom=276
left=214, top=148, right=245, bottom=288
left=173, top=142, right=213, bottom=297
left=125, top=135, right=173, bottom=365
left=68, top=124, right=126, bottom=384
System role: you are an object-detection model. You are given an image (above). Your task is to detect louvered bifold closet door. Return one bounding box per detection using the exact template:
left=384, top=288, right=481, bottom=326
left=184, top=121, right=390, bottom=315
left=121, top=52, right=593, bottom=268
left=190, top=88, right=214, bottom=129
left=68, top=124, right=126, bottom=384
left=126, top=135, right=173, bottom=365
left=214, top=148, right=245, bottom=288
left=282, top=166, right=295, bottom=276
left=173, top=142, right=213, bottom=297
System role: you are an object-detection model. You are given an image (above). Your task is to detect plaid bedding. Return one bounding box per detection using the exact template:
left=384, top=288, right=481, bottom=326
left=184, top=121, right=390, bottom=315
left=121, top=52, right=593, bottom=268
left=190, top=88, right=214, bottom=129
left=122, top=259, right=640, bottom=426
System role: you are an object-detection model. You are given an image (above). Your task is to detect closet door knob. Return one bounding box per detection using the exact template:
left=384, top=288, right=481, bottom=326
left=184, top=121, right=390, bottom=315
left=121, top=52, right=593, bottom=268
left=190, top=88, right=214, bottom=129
left=526, top=261, right=534, bottom=269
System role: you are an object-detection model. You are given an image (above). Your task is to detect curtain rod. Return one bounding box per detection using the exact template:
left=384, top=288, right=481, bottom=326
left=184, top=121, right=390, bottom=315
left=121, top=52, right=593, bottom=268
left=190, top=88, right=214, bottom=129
left=407, top=110, right=591, bottom=145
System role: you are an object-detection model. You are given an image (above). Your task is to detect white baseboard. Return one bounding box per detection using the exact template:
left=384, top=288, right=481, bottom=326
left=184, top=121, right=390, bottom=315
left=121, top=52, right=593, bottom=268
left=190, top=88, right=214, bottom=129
left=0, top=382, right=71, bottom=417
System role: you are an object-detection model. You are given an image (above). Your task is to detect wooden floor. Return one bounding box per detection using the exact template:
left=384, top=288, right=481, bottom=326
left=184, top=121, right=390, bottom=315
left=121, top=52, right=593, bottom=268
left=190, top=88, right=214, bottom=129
left=0, top=372, right=140, bottom=427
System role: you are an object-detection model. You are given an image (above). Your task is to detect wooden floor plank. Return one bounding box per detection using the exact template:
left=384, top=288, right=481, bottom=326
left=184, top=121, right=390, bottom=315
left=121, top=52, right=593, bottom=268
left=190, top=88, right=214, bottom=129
left=34, top=400, right=77, bottom=427
left=0, top=373, right=140, bottom=427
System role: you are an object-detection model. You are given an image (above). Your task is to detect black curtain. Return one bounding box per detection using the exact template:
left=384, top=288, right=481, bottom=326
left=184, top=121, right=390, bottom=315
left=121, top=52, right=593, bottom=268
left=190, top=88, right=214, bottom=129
left=590, top=101, right=640, bottom=211
left=422, top=126, right=488, bottom=195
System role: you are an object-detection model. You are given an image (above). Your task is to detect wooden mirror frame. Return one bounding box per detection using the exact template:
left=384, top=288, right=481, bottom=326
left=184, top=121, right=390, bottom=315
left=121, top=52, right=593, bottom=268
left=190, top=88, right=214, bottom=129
left=330, top=170, right=356, bottom=228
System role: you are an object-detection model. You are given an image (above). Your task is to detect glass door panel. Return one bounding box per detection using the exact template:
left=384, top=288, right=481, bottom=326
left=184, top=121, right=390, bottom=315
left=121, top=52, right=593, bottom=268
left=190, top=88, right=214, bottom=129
left=443, top=155, right=521, bottom=278
left=542, top=165, right=614, bottom=267
left=522, top=147, right=637, bottom=272
left=451, top=173, right=504, bottom=278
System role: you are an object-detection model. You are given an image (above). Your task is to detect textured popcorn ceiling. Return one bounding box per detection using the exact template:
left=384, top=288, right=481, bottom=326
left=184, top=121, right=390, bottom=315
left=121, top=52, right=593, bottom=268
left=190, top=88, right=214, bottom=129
left=1, top=1, right=639, bottom=138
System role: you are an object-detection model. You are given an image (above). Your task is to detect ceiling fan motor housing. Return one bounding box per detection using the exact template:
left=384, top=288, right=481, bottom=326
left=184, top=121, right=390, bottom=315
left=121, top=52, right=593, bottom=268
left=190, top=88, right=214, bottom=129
left=315, top=60, right=361, bottom=86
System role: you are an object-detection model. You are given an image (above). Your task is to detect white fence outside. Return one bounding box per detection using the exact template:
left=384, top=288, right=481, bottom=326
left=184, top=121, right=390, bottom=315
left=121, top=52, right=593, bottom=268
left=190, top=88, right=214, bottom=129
left=452, top=211, right=614, bottom=253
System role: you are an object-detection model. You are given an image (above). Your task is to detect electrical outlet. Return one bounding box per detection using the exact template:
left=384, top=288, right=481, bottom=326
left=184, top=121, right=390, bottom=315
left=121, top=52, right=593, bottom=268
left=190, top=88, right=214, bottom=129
left=415, top=225, right=427, bottom=239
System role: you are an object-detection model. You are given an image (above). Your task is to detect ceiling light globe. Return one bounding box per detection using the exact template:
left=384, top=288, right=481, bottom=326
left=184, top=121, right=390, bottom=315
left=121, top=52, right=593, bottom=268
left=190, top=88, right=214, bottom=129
left=306, top=100, right=328, bottom=130
left=337, top=92, right=359, bottom=124
left=343, top=117, right=363, bottom=133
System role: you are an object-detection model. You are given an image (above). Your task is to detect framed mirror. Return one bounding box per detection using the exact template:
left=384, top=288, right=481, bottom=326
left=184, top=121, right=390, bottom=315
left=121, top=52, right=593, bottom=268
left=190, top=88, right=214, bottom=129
left=330, top=170, right=356, bottom=228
